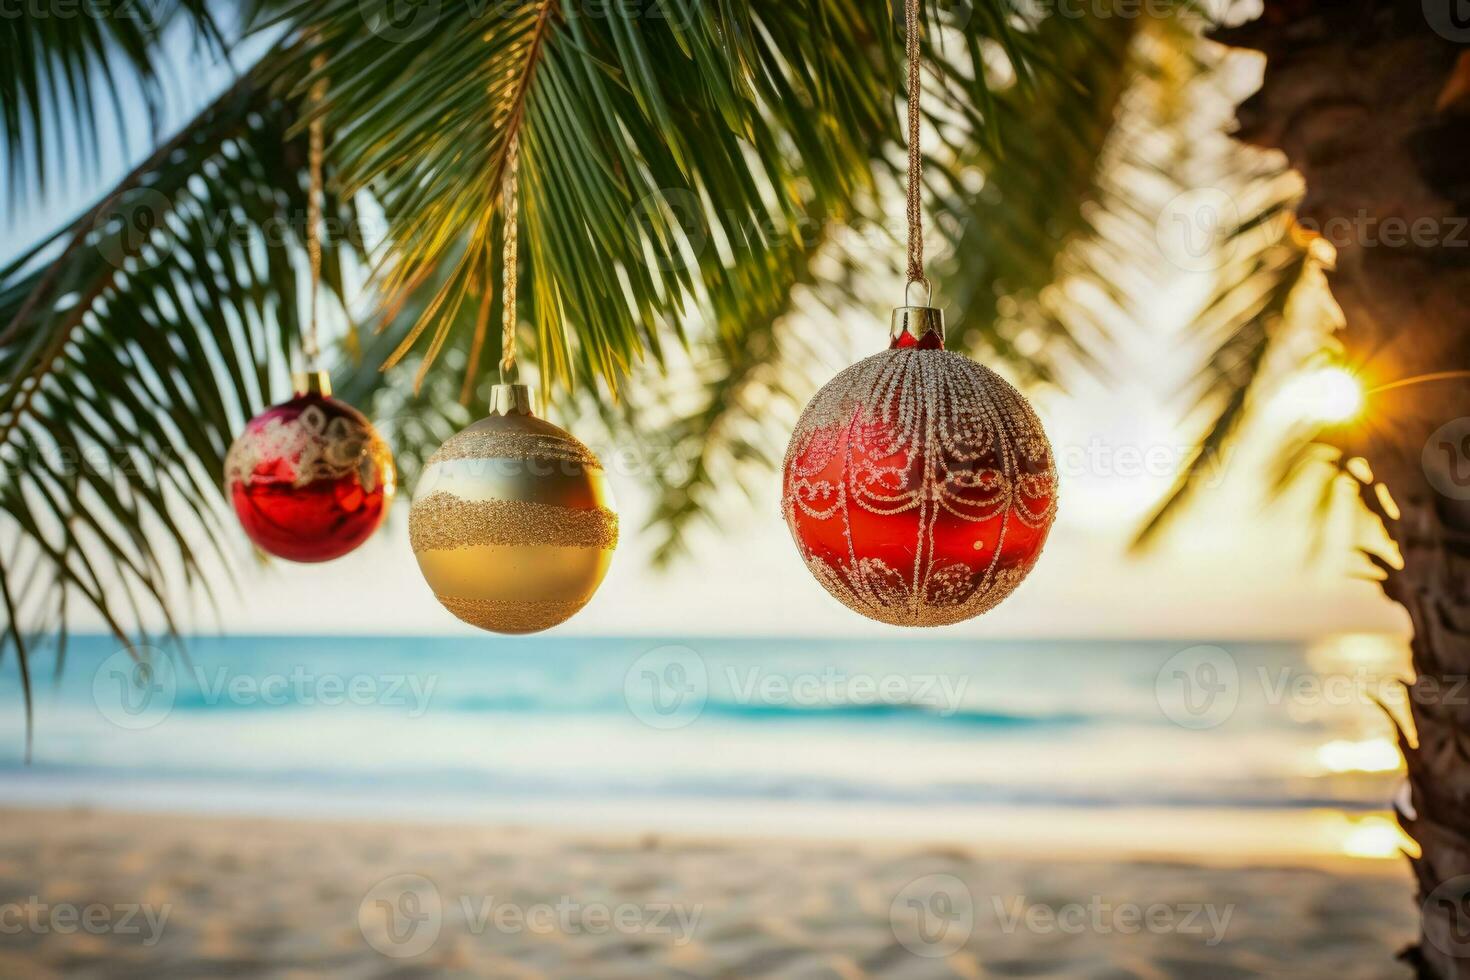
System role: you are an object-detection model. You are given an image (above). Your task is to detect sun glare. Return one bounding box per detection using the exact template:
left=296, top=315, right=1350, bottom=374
left=1276, top=367, right=1365, bottom=425
left=1316, top=738, right=1403, bottom=774
left=1333, top=815, right=1417, bottom=860
left=1306, top=634, right=1407, bottom=675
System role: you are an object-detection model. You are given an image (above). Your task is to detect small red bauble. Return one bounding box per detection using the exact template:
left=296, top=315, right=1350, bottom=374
left=781, top=308, right=1057, bottom=626
left=225, top=375, right=395, bottom=563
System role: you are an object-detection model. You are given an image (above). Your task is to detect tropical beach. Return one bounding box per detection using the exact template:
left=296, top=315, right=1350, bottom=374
left=6, top=0, right=1470, bottom=977
left=0, top=631, right=1428, bottom=975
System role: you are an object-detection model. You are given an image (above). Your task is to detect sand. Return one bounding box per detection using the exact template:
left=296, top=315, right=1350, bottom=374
left=0, top=806, right=1418, bottom=978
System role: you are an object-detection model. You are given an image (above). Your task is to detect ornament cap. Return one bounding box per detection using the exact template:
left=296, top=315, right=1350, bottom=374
left=489, top=383, right=534, bottom=417
left=889, top=306, right=945, bottom=350
left=292, top=369, right=333, bottom=397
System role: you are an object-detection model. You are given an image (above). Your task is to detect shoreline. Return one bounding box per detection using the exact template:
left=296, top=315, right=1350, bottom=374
left=0, top=797, right=1413, bottom=873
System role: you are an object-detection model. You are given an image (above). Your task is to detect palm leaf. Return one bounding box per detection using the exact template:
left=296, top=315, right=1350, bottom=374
left=0, top=66, right=364, bottom=747
left=628, top=6, right=1169, bottom=558
left=929, top=9, right=1146, bottom=382
left=1, top=0, right=223, bottom=204
left=256, top=0, right=1038, bottom=398
left=1133, top=170, right=1326, bottom=546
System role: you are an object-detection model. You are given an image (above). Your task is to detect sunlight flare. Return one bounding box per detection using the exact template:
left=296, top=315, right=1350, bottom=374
left=1275, top=367, right=1365, bottom=425
left=1316, top=738, right=1403, bottom=774
left=1336, top=815, right=1416, bottom=860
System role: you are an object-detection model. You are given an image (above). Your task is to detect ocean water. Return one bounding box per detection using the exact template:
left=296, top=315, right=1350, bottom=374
left=0, top=634, right=1409, bottom=847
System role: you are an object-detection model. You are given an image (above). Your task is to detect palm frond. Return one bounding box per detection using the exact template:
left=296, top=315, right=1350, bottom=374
left=1, top=0, right=223, bottom=205
left=623, top=6, right=1173, bottom=557
left=0, top=65, right=362, bottom=738
left=569, top=5, right=1187, bottom=562
left=1133, top=175, right=1326, bottom=547
left=636, top=207, right=844, bottom=565
left=930, top=9, right=1147, bottom=383
left=256, top=0, right=1045, bottom=398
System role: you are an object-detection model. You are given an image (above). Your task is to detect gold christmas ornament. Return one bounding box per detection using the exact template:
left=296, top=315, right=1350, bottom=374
left=410, top=383, right=618, bottom=634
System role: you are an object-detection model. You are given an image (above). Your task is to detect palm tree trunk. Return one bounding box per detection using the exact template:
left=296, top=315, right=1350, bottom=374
left=1215, top=2, right=1470, bottom=975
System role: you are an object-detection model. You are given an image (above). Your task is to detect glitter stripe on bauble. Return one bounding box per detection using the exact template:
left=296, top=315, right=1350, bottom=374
left=781, top=307, right=1057, bottom=627
left=225, top=370, right=396, bottom=563
left=409, top=383, right=617, bottom=635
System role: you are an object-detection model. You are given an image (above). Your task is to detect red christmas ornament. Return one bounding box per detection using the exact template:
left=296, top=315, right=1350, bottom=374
left=781, top=308, right=1057, bottom=626
left=225, top=372, right=395, bottom=563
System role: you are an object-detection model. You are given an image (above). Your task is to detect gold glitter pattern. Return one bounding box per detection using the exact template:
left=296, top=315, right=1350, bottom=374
left=434, top=594, right=591, bottom=635
left=412, top=409, right=617, bottom=636
left=409, top=492, right=618, bottom=552
left=782, top=348, right=1057, bottom=627
left=428, top=429, right=601, bottom=470
left=225, top=400, right=392, bottom=494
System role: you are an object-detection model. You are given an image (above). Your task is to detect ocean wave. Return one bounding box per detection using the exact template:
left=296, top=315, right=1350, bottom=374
left=687, top=700, right=1094, bottom=726
left=0, top=761, right=1392, bottom=812
left=156, top=687, right=1097, bottom=728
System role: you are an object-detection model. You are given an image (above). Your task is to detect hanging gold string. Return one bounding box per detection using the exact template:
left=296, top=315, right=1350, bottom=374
left=499, top=134, right=521, bottom=384
left=303, top=52, right=328, bottom=368
left=904, top=0, right=926, bottom=298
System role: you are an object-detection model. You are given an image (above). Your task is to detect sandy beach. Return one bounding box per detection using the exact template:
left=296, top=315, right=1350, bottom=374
left=0, top=806, right=1418, bottom=978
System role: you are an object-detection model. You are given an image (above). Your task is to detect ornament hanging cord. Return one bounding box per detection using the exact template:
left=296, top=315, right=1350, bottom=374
left=303, top=52, right=327, bottom=369
left=904, top=0, right=928, bottom=305
left=499, top=134, right=520, bottom=385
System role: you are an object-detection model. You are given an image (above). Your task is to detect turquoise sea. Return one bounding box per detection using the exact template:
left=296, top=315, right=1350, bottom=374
left=0, top=634, right=1408, bottom=850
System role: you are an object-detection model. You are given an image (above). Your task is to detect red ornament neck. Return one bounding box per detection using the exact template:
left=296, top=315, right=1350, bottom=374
left=889, top=306, right=945, bottom=350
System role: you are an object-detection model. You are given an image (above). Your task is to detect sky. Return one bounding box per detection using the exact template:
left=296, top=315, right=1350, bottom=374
left=2, top=11, right=1408, bottom=641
